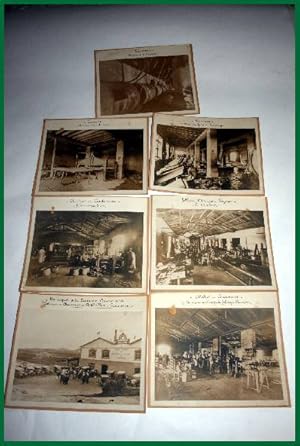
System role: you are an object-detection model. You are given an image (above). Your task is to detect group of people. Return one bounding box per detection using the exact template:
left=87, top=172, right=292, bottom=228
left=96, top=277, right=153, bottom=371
left=56, top=366, right=98, bottom=385
left=55, top=366, right=139, bottom=396
left=157, top=350, right=244, bottom=379
left=167, top=234, right=256, bottom=269
left=34, top=244, right=138, bottom=276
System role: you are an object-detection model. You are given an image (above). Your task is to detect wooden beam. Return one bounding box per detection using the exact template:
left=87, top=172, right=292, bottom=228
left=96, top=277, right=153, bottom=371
left=186, top=129, right=207, bottom=151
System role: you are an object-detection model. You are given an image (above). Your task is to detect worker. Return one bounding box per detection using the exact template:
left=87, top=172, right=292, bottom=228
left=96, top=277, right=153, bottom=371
left=38, top=247, right=46, bottom=264
left=127, top=248, right=137, bottom=274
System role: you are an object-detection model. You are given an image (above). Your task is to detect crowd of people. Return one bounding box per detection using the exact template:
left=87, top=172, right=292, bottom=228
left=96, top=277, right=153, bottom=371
left=34, top=245, right=138, bottom=276
left=160, top=234, right=251, bottom=268
left=157, top=350, right=244, bottom=379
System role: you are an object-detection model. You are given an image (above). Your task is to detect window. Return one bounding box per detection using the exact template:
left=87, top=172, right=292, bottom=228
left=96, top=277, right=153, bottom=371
left=134, top=349, right=141, bottom=360
left=88, top=348, right=96, bottom=358
left=232, top=238, right=240, bottom=249
left=134, top=367, right=140, bottom=374
left=102, top=349, right=110, bottom=359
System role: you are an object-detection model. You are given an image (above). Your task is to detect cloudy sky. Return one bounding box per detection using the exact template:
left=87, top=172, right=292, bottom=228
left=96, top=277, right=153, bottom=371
left=17, top=305, right=144, bottom=350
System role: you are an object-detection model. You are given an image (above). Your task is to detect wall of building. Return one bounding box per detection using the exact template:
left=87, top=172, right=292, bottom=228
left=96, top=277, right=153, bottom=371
left=124, top=150, right=143, bottom=173
left=205, top=226, right=267, bottom=251
left=94, top=216, right=143, bottom=268
left=81, top=339, right=142, bottom=363
left=79, top=358, right=141, bottom=376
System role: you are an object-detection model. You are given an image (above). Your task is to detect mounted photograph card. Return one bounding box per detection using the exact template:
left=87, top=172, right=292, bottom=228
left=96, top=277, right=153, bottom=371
left=94, top=44, right=199, bottom=117
left=151, top=194, right=276, bottom=291
left=33, top=118, right=149, bottom=196
left=149, top=291, right=290, bottom=408
left=5, top=293, right=147, bottom=413
left=20, top=196, right=149, bottom=294
left=149, top=114, right=264, bottom=195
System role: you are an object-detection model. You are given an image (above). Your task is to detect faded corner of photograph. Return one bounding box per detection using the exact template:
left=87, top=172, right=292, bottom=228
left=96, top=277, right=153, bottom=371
left=156, top=209, right=272, bottom=287
left=39, top=128, right=144, bottom=193
left=26, top=210, right=144, bottom=289
left=99, top=55, right=195, bottom=115
left=153, top=125, right=260, bottom=191
left=10, top=305, right=143, bottom=408
left=154, top=307, right=284, bottom=403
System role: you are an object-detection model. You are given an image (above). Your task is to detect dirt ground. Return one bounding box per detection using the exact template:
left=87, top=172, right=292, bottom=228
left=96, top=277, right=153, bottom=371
left=12, top=375, right=140, bottom=406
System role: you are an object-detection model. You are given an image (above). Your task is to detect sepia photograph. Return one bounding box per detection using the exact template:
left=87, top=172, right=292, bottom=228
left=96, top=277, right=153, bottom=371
left=34, top=118, right=148, bottom=195
left=149, top=291, right=290, bottom=407
left=5, top=294, right=147, bottom=412
left=21, top=196, right=148, bottom=294
left=150, top=115, right=264, bottom=195
left=95, top=44, right=199, bottom=117
left=151, top=195, right=276, bottom=290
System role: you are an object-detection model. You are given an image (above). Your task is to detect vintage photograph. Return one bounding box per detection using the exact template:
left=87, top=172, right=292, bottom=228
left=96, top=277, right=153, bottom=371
left=34, top=118, right=148, bottom=195
left=95, top=44, right=199, bottom=117
left=151, top=195, right=276, bottom=290
left=149, top=292, right=290, bottom=407
left=5, top=294, right=147, bottom=412
left=21, top=196, right=148, bottom=294
left=150, top=115, right=264, bottom=195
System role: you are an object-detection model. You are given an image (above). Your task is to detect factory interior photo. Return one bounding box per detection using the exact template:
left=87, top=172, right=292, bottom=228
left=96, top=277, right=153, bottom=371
left=154, top=307, right=283, bottom=402
left=38, top=129, right=144, bottom=192
left=25, top=210, right=144, bottom=289
left=153, top=125, right=260, bottom=191
left=99, top=55, right=195, bottom=115
left=155, top=208, right=272, bottom=287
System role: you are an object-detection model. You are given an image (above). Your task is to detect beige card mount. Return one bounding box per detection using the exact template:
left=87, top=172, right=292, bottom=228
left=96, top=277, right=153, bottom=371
left=95, top=44, right=200, bottom=118
left=20, top=195, right=149, bottom=295
left=150, top=114, right=265, bottom=196
left=33, top=117, right=149, bottom=196
left=6, top=293, right=148, bottom=413
left=149, top=291, right=290, bottom=408
left=151, top=194, right=277, bottom=291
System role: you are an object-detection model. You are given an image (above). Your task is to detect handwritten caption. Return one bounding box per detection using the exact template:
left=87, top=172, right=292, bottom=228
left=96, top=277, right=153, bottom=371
left=180, top=196, right=237, bottom=208
left=182, top=294, right=252, bottom=306
left=67, top=197, right=121, bottom=209
left=40, top=296, right=135, bottom=310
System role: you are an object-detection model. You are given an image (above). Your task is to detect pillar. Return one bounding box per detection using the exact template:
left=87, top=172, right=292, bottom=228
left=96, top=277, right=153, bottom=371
left=50, top=137, right=57, bottom=178
left=194, top=141, right=200, bottom=166
left=219, top=143, right=224, bottom=167
left=166, top=235, right=172, bottom=258
left=206, top=129, right=219, bottom=177
left=227, top=238, right=231, bottom=252
left=201, top=148, right=206, bottom=163
left=165, top=142, right=170, bottom=159
left=246, top=133, right=257, bottom=173
left=241, top=328, right=256, bottom=351
left=212, top=337, right=219, bottom=353
left=116, top=140, right=124, bottom=179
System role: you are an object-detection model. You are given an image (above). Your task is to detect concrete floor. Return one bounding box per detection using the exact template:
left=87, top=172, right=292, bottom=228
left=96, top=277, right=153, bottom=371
left=192, top=265, right=243, bottom=286
left=39, top=175, right=142, bottom=192
left=155, top=369, right=283, bottom=401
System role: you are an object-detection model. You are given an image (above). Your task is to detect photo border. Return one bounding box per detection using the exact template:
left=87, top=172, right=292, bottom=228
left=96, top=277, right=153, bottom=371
left=149, top=113, right=265, bottom=196
left=33, top=117, right=150, bottom=196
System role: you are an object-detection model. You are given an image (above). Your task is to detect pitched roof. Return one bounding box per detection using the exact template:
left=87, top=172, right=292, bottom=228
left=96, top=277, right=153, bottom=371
left=80, top=336, right=142, bottom=348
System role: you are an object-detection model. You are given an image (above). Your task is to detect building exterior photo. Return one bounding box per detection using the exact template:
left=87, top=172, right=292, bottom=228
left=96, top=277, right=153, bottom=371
left=80, top=330, right=142, bottom=376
